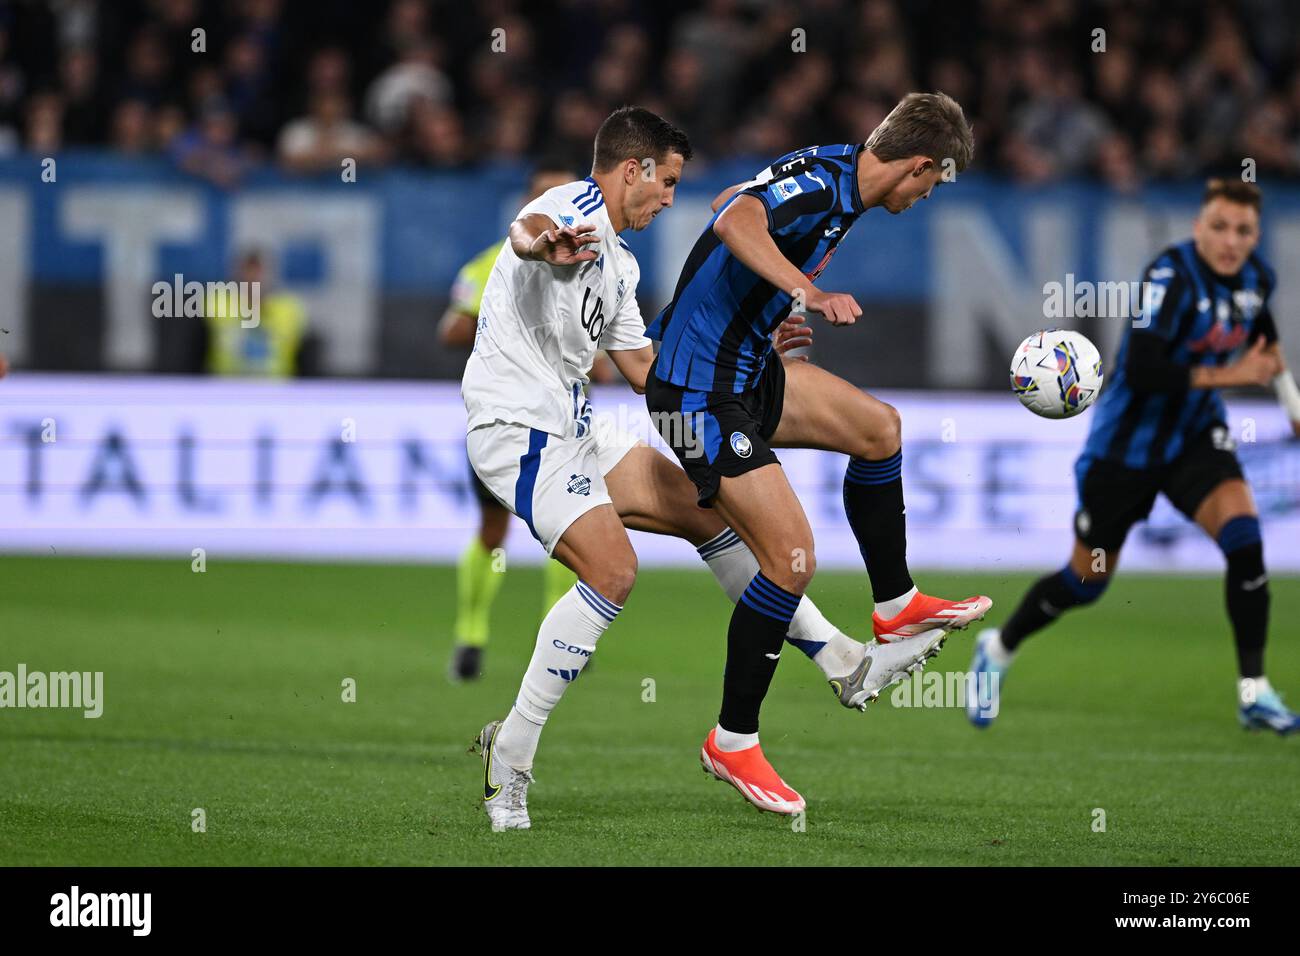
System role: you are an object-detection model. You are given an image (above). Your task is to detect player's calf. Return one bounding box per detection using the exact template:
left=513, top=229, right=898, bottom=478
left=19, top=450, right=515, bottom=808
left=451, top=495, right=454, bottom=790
left=1217, top=514, right=1268, bottom=680
left=1211, top=514, right=1297, bottom=733
left=489, top=506, right=633, bottom=778
left=491, top=577, right=625, bottom=776
left=999, top=559, right=1110, bottom=653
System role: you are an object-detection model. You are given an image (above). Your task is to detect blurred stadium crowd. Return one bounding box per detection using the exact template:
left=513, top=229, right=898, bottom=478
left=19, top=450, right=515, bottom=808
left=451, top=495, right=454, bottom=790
left=1, top=0, right=1299, bottom=185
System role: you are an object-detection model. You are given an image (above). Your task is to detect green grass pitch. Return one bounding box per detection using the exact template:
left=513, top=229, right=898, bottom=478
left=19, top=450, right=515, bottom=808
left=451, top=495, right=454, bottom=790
left=1, top=555, right=1297, bottom=866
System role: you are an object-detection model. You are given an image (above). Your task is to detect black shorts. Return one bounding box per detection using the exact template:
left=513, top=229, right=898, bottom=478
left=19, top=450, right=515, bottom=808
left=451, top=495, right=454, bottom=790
left=1073, top=423, right=1245, bottom=552
left=644, top=356, right=786, bottom=506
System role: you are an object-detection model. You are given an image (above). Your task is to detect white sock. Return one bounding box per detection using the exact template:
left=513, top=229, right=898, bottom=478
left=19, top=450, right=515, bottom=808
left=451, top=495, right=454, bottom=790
left=874, top=585, right=918, bottom=619
left=494, top=580, right=621, bottom=771
left=985, top=629, right=1015, bottom=667
left=696, top=528, right=862, bottom=677
left=1240, top=675, right=1273, bottom=705
left=714, top=724, right=759, bottom=752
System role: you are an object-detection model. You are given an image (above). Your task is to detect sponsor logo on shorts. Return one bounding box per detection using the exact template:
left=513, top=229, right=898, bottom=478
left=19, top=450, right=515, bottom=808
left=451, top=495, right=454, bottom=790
left=1211, top=425, right=1237, bottom=452
left=566, top=473, right=592, bottom=496
left=730, top=431, right=753, bottom=459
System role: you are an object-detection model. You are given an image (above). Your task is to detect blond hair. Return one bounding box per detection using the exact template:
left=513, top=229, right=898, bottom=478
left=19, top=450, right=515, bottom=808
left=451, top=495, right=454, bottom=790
left=866, top=92, right=974, bottom=172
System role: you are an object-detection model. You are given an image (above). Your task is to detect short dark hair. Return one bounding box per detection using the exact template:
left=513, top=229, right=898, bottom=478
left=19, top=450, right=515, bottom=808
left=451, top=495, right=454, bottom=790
left=1202, top=178, right=1261, bottom=211
left=592, top=106, right=693, bottom=174
left=866, top=91, right=974, bottom=173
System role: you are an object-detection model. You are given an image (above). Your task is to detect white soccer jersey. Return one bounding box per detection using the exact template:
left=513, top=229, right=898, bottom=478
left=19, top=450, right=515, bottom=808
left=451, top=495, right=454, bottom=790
left=462, top=177, right=650, bottom=438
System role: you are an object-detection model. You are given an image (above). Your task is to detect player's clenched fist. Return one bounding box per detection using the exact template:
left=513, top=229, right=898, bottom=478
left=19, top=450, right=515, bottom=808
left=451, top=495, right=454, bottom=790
left=529, top=223, right=600, bottom=265
left=804, top=288, right=862, bottom=326
left=1233, top=338, right=1284, bottom=387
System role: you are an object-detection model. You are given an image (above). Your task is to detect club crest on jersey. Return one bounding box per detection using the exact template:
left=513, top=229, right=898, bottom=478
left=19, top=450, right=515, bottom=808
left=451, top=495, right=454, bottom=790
left=559, top=215, right=574, bottom=227
left=1233, top=288, right=1262, bottom=319
left=730, top=431, right=753, bottom=458
left=769, top=177, right=803, bottom=202
left=567, top=473, right=592, bottom=496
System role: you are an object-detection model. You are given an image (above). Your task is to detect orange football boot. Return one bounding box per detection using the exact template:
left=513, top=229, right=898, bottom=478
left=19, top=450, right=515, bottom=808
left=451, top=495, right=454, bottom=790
left=872, top=591, right=993, bottom=643
left=700, top=729, right=805, bottom=815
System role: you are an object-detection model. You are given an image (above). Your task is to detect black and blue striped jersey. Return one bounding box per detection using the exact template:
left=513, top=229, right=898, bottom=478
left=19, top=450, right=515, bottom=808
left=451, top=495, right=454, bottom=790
left=646, top=143, right=867, bottom=393
left=1082, top=239, right=1278, bottom=470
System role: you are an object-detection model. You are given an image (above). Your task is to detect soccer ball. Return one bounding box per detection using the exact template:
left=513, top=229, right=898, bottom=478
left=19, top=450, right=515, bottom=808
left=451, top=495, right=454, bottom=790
left=1009, top=329, right=1104, bottom=419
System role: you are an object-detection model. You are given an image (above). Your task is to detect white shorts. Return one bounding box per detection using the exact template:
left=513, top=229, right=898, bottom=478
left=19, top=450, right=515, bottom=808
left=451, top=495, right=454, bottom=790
left=466, top=415, right=640, bottom=554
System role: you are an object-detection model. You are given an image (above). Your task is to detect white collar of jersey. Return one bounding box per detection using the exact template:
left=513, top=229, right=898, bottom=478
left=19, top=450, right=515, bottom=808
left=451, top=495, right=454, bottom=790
left=573, top=177, right=605, bottom=217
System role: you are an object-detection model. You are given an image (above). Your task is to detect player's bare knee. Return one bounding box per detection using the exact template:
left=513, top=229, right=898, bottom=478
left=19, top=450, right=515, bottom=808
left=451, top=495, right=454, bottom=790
left=790, top=561, right=815, bottom=596
left=861, top=402, right=902, bottom=459
left=589, top=556, right=637, bottom=606
left=764, top=547, right=815, bottom=595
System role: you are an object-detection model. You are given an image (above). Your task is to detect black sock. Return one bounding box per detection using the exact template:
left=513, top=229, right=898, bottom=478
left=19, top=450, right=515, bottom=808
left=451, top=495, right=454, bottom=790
left=1224, top=540, right=1268, bottom=679
left=1001, top=566, right=1108, bottom=652
left=719, top=573, right=800, bottom=735
left=843, top=451, right=913, bottom=602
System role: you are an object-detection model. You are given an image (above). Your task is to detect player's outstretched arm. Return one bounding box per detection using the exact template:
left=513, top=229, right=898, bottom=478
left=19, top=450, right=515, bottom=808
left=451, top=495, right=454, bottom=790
left=509, top=213, right=600, bottom=265
left=713, top=195, right=861, bottom=326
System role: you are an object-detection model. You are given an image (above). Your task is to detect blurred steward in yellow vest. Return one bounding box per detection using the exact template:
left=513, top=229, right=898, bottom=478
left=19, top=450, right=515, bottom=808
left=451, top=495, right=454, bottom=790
left=204, top=249, right=308, bottom=377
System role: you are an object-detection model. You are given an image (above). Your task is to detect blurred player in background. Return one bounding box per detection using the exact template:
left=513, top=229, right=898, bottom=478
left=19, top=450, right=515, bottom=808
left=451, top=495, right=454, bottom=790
left=440, top=163, right=611, bottom=682
left=466, top=107, right=945, bottom=831
left=646, top=92, right=991, bottom=811
left=969, top=179, right=1300, bottom=734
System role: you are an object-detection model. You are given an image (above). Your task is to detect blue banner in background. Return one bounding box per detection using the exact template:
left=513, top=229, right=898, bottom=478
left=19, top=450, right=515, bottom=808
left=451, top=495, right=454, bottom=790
left=3, top=152, right=1299, bottom=380
left=7, top=152, right=1300, bottom=294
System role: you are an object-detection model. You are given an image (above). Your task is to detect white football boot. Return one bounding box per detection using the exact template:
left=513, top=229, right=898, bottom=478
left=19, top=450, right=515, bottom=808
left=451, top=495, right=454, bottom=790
left=472, top=719, right=533, bottom=832
left=828, top=627, right=948, bottom=710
